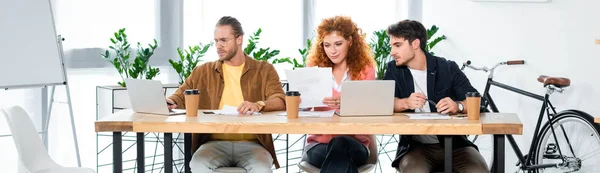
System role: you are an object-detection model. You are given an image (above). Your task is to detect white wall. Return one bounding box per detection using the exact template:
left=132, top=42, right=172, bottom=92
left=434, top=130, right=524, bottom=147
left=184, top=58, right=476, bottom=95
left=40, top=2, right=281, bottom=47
left=422, top=0, right=600, bottom=171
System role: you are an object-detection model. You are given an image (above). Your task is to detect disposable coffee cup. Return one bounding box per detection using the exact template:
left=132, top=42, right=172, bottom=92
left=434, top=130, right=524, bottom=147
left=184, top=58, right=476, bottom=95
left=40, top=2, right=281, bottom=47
left=184, top=89, right=200, bottom=117
left=285, top=91, right=301, bottom=118
left=466, top=92, right=481, bottom=120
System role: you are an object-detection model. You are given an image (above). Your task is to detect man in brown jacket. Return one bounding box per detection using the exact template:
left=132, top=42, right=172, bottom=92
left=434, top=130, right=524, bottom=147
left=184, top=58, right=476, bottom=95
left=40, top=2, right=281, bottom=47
left=166, top=16, right=285, bottom=173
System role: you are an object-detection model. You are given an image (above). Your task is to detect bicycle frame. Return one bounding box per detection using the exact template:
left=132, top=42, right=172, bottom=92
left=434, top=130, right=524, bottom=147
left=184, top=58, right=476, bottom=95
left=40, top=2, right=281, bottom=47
left=481, top=77, right=573, bottom=171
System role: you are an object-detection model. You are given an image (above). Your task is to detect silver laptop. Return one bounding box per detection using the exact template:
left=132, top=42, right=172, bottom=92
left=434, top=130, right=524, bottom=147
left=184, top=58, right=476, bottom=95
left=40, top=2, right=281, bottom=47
left=338, top=80, right=395, bottom=116
left=125, top=78, right=186, bottom=115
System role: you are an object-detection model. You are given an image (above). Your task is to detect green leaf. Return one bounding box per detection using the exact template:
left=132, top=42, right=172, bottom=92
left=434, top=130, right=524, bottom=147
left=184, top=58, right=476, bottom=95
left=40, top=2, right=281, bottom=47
left=102, top=50, right=110, bottom=59
left=244, top=42, right=256, bottom=55
left=427, top=25, right=439, bottom=40
left=115, top=32, right=121, bottom=41
left=428, top=36, right=446, bottom=51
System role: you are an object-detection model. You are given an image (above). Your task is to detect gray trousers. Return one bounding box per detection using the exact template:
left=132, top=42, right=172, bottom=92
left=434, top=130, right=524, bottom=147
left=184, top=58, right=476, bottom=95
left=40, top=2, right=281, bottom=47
left=189, top=141, right=274, bottom=173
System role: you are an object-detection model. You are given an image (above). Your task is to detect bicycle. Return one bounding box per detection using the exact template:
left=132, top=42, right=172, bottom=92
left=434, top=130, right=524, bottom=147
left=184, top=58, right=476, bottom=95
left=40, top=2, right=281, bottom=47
left=461, top=60, right=600, bottom=172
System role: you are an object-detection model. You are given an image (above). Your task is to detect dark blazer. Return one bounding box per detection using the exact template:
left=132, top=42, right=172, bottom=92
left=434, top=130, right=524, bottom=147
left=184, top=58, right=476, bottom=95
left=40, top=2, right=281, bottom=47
left=383, top=52, right=479, bottom=167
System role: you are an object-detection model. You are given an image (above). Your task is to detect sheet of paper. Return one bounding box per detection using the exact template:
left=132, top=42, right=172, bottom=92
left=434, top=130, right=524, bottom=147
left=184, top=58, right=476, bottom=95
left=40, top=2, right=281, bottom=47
left=284, top=67, right=332, bottom=108
left=405, top=113, right=450, bottom=120
left=214, top=105, right=261, bottom=115
left=278, top=110, right=336, bottom=118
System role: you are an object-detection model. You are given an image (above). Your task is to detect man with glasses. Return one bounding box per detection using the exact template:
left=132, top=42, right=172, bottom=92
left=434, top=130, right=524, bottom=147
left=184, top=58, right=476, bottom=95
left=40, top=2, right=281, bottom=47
left=383, top=20, right=489, bottom=172
left=166, top=16, right=285, bottom=172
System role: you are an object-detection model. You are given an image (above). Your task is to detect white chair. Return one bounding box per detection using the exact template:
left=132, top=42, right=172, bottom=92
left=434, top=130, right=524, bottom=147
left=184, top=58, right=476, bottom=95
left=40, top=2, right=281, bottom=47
left=214, top=167, right=246, bottom=173
left=298, top=135, right=379, bottom=173
left=1, top=106, right=95, bottom=173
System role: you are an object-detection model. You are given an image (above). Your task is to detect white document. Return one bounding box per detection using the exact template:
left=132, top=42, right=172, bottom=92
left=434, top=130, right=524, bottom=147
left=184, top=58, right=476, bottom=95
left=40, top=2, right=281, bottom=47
left=214, top=105, right=261, bottom=115
left=278, top=110, right=336, bottom=118
left=284, top=67, right=332, bottom=108
left=405, top=113, right=450, bottom=120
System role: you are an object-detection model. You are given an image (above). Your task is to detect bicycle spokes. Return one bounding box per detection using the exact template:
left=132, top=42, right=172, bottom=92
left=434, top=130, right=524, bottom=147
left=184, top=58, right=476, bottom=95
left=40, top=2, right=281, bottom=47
left=536, top=116, right=600, bottom=173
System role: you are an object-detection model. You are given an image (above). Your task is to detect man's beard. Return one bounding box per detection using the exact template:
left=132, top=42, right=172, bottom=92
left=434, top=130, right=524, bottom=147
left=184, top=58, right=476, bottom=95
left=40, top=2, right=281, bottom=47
left=222, top=46, right=238, bottom=61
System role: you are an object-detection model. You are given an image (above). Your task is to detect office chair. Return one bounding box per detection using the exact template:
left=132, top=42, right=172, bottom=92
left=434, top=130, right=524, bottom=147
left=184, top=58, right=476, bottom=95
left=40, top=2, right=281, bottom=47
left=214, top=167, right=246, bottom=173
left=1, top=106, right=95, bottom=173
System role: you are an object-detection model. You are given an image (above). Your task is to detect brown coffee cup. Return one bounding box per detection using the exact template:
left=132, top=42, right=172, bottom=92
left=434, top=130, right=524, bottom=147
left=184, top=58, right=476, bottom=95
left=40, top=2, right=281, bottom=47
left=285, top=91, right=301, bottom=118
left=466, top=92, right=481, bottom=120
left=184, top=89, right=199, bottom=117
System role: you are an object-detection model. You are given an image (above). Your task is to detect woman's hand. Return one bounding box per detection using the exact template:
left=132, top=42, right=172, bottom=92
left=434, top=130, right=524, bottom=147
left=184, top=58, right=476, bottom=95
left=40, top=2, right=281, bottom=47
left=322, top=96, right=341, bottom=109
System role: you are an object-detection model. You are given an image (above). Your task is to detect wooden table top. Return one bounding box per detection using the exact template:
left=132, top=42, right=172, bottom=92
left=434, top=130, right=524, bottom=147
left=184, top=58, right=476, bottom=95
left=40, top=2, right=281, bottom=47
left=595, top=117, right=600, bottom=123
left=95, top=110, right=522, bottom=135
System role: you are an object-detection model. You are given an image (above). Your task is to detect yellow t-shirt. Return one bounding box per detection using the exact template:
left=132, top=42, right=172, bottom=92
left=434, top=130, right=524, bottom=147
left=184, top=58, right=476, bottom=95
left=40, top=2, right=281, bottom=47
left=218, top=62, right=245, bottom=109
left=213, top=62, right=258, bottom=141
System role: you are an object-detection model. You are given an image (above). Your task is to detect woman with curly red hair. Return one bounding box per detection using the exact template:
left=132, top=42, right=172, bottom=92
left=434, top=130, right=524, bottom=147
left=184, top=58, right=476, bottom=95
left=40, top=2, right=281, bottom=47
left=303, top=16, right=376, bottom=173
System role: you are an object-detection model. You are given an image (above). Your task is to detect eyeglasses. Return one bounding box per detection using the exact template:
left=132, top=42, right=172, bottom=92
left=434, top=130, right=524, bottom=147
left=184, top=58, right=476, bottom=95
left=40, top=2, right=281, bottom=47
left=214, top=36, right=237, bottom=46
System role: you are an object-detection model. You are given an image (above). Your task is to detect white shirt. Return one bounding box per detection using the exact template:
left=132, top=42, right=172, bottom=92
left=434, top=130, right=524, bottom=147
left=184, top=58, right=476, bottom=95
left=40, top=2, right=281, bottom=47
left=332, top=69, right=349, bottom=92
left=409, top=68, right=440, bottom=144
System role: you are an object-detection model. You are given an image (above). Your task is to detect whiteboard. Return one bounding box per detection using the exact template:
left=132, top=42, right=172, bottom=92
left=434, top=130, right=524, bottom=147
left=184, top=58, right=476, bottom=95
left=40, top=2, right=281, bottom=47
left=0, top=0, right=66, bottom=89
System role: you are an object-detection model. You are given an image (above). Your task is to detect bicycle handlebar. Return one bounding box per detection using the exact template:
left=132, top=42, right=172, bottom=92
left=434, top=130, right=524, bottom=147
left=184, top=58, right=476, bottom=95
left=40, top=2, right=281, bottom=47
left=461, top=60, right=526, bottom=79
left=507, top=60, right=525, bottom=65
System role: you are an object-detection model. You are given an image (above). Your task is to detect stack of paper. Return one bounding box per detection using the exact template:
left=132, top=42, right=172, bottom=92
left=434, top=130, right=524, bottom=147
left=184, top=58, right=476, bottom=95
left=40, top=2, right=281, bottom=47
left=405, top=113, right=450, bottom=120
left=213, top=105, right=261, bottom=115
left=278, top=110, right=336, bottom=118
left=284, top=67, right=333, bottom=108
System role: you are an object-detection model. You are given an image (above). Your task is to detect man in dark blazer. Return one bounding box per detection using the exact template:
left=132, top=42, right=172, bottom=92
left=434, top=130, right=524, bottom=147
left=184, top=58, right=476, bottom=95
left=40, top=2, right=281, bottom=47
left=383, top=19, right=489, bottom=173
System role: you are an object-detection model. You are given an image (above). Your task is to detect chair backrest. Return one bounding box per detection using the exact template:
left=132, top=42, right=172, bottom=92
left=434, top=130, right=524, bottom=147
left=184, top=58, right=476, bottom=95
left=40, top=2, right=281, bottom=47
left=366, top=135, right=378, bottom=164
left=1, top=106, right=58, bottom=172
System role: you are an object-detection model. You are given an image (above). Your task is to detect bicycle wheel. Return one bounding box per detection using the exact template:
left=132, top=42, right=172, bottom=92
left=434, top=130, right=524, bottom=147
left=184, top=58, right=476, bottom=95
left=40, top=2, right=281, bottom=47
left=468, top=134, right=494, bottom=169
left=534, top=110, right=600, bottom=173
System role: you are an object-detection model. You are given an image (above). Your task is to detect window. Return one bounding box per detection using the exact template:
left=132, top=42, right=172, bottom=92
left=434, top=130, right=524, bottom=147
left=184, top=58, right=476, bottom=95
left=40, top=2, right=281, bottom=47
left=53, top=0, right=157, bottom=50
left=183, top=0, right=303, bottom=62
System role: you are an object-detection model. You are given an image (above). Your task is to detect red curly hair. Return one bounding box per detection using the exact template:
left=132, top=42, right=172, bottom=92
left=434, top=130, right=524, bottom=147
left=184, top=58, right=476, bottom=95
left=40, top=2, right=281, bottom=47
left=306, top=16, right=375, bottom=80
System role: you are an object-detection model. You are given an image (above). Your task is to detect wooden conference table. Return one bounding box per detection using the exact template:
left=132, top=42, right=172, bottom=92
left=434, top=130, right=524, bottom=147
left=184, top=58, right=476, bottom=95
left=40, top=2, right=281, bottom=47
left=95, top=110, right=522, bottom=173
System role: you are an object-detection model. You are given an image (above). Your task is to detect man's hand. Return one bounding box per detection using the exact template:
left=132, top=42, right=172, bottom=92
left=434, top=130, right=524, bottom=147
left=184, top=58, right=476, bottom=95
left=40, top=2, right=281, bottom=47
left=237, top=101, right=260, bottom=115
left=406, top=93, right=427, bottom=109
left=322, top=96, right=341, bottom=109
left=166, top=98, right=177, bottom=109
left=436, top=97, right=458, bottom=114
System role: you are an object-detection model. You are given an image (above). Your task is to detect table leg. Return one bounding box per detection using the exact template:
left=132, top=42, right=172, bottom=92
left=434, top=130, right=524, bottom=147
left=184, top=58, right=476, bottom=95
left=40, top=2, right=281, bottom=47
left=164, top=133, right=173, bottom=173
left=137, top=133, right=145, bottom=173
left=113, top=132, right=122, bottom=173
left=444, top=136, right=452, bottom=173
left=185, top=133, right=192, bottom=173
left=493, top=135, right=505, bottom=173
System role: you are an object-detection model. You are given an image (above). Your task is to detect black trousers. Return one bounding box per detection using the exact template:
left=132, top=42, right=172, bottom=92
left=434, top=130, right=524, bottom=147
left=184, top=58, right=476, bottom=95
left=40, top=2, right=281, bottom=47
left=306, top=136, right=369, bottom=173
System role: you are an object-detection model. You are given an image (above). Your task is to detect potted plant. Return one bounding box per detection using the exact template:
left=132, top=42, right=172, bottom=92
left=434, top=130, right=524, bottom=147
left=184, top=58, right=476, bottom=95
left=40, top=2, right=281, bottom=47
left=169, top=42, right=213, bottom=84
left=101, top=28, right=160, bottom=87
left=425, top=25, right=447, bottom=55
left=271, top=38, right=313, bottom=69
left=369, top=30, right=392, bottom=80
left=244, top=28, right=292, bottom=64
left=369, top=25, right=447, bottom=79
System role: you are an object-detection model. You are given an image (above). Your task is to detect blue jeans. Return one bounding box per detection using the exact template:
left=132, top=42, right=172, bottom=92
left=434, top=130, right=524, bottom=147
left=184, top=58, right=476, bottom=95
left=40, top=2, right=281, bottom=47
left=306, top=136, right=369, bottom=173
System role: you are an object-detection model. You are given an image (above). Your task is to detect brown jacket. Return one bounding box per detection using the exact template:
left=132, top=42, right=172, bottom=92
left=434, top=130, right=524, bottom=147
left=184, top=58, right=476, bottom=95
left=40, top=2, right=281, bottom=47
left=168, top=55, right=285, bottom=168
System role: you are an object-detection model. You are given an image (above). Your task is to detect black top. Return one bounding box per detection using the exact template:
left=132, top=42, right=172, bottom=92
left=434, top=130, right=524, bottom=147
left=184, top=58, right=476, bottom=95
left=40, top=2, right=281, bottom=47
left=383, top=52, right=480, bottom=167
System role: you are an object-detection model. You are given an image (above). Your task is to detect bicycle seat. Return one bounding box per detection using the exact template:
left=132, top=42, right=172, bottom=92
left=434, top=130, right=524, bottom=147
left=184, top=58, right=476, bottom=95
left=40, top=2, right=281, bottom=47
left=537, top=75, right=570, bottom=88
